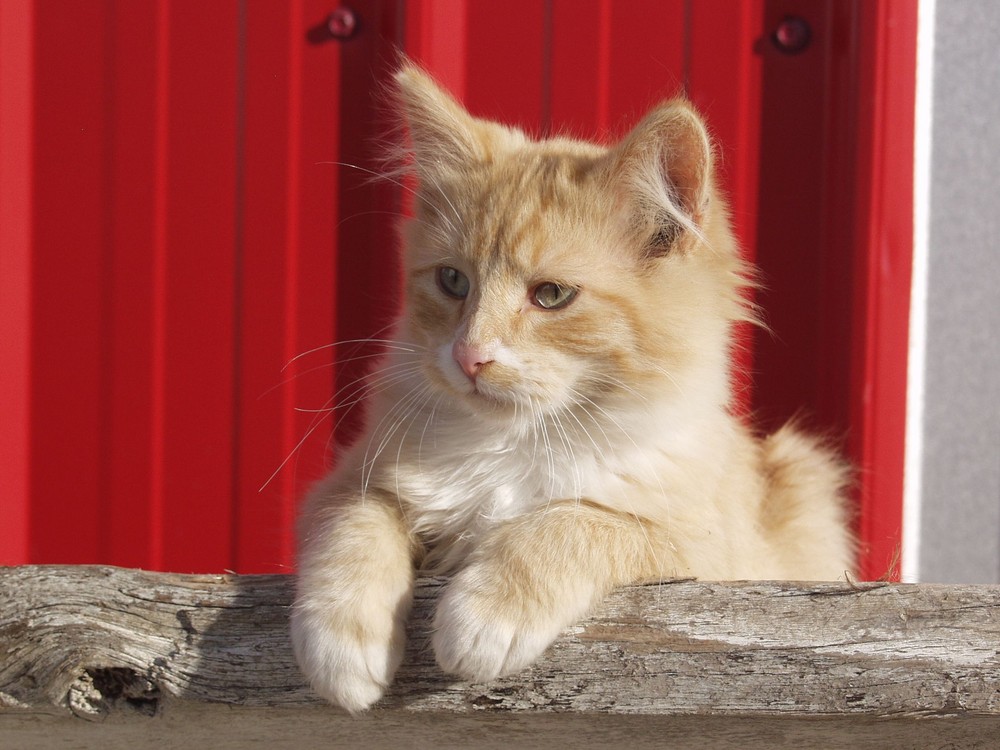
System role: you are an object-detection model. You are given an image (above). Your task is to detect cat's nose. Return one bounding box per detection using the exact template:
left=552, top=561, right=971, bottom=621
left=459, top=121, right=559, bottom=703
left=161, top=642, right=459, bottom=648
left=452, top=340, right=493, bottom=382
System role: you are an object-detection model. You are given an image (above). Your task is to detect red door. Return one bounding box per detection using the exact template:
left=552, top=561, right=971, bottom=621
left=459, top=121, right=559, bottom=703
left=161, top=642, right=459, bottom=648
left=0, top=0, right=914, bottom=578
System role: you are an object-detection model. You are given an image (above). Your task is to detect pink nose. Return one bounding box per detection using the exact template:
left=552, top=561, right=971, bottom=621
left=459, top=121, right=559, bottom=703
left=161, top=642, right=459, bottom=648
left=452, top=340, right=493, bottom=382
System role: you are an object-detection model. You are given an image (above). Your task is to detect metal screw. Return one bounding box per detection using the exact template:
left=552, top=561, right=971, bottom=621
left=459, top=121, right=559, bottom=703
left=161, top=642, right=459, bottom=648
left=772, top=17, right=811, bottom=55
left=327, top=7, right=358, bottom=40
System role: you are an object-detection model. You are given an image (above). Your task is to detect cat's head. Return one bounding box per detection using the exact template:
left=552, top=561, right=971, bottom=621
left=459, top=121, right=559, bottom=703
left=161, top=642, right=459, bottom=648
left=390, top=64, right=753, bottom=423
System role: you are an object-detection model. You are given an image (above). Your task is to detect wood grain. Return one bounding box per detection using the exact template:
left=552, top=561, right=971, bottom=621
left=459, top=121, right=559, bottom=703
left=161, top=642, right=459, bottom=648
left=2, top=565, right=999, bottom=748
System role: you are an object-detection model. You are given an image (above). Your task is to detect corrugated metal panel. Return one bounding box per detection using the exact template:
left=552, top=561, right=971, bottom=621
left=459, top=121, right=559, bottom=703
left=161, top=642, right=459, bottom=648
left=0, top=0, right=914, bottom=577
left=1, top=0, right=399, bottom=572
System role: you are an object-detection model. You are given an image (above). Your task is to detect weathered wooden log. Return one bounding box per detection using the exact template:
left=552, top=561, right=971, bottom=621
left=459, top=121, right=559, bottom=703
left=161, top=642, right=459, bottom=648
left=2, top=565, right=999, bottom=748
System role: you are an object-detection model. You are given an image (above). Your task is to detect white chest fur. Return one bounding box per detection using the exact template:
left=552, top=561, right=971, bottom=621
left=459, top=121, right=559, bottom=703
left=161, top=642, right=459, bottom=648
left=368, top=396, right=716, bottom=553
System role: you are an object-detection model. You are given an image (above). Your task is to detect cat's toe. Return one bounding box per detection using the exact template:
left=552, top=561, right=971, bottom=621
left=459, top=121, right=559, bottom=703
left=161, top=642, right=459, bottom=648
left=432, top=610, right=513, bottom=681
left=431, top=586, right=557, bottom=682
left=289, top=607, right=402, bottom=713
left=315, top=662, right=388, bottom=714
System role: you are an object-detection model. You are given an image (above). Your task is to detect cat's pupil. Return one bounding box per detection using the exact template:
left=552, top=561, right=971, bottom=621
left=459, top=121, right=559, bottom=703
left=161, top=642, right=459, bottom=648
left=532, top=282, right=577, bottom=310
left=437, top=266, right=470, bottom=300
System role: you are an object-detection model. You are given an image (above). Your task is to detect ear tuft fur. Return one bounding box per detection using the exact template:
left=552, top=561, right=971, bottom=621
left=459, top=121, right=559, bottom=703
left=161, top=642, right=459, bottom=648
left=394, top=63, right=483, bottom=175
left=610, top=100, right=714, bottom=255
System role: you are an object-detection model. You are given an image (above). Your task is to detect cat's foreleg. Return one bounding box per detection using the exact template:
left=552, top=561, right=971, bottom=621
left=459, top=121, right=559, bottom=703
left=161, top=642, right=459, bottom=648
left=291, top=489, right=415, bottom=712
left=432, top=501, right=661, bottom=682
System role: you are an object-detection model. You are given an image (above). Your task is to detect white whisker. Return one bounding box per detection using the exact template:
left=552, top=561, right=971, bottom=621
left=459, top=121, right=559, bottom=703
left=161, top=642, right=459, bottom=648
left=360, top=380, right=434, bottom=500
left=317, top=160, right=463, bottom=236
left=647, top=364, right=684, bottom=394
left=417, top=392, right=445, bottom=471
left=549, top=408, right=582, bottom=503
left=283, top=337, right=424, bottom=372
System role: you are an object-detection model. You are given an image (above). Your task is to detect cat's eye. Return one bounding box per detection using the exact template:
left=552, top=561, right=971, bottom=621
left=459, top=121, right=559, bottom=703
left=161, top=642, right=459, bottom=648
left=437, top=266, right=470, bottom=300
left=531, top=282, right=578, bottom=310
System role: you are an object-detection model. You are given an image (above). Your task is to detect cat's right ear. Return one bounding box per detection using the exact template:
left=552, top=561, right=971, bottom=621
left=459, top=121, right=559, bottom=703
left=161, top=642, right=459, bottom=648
left=394, top=63, right=484, bottom=176
left=606, top=99, right=714, bottom=255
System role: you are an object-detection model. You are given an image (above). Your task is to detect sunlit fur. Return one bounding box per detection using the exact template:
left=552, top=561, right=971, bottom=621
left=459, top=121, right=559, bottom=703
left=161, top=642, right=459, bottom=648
left=291, top=64, right=855, bottom=713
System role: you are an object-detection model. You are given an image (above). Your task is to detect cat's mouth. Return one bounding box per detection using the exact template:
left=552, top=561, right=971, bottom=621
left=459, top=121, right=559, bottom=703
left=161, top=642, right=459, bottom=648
left=460, top=378, right=573, bottom=424
left=447, top=376, right=536, bottom=420
left=463, top=382, right=515, bottom=412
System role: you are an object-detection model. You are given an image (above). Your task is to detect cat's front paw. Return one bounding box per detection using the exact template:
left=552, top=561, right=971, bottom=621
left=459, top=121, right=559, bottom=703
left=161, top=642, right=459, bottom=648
left=290, top=596, right=408, bottom=713
left=431, top=571, right=571, bottom=683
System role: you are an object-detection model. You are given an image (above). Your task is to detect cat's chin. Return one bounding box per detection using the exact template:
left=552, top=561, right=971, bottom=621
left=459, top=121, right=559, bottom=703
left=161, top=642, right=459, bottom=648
left=456, top=386, right=519, bottom=418
left=439, top=382, right=536, bottom=423
left=448, top=384, right=576, bottom=429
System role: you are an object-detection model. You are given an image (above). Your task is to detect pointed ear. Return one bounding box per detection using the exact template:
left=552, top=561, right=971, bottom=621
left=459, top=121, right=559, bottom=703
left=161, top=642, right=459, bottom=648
left=609, top=99, right=714, bottom=254
left=394, top=63, right=484, bottom=175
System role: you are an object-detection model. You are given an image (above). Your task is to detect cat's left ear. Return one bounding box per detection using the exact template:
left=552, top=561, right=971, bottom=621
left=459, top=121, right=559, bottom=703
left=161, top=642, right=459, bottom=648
left=607, top=99, right=713, bottom=253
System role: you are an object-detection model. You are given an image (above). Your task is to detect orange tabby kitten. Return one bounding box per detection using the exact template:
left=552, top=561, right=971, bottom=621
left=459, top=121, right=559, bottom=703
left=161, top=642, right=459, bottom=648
left=291, top=64, right=855, bottom=712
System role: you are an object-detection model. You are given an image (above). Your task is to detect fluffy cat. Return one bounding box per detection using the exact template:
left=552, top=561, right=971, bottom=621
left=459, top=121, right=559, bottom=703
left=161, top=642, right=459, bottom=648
left=290, top=63, right=855, bottom=713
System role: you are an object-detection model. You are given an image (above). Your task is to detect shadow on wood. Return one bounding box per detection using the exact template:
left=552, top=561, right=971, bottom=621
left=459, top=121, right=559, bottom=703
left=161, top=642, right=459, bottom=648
left=1, top=565, right=999, bottom=748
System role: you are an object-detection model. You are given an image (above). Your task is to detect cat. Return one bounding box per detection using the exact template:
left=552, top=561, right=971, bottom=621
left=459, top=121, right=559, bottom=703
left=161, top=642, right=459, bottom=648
left=290, top=62, right=855, bottom=713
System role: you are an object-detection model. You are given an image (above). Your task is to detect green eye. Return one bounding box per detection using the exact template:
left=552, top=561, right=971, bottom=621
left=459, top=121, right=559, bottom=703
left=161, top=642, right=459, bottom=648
left=437, top=266, right=470, bottom=299
left=532, top=282, right=578, bottom=310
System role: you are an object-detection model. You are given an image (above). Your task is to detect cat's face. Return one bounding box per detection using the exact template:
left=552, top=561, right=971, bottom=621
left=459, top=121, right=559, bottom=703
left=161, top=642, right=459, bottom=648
left=393, top=65, right=749, bottom=422
left=403, top=148, right=646, bottom=418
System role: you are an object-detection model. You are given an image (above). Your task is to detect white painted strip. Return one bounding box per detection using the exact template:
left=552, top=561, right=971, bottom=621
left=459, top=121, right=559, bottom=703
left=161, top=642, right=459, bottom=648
left=902, top=0, right=936, bottom=583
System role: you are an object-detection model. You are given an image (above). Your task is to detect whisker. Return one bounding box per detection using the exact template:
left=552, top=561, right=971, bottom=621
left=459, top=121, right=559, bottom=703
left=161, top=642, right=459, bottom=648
left=585, top=372, right=649, bottom=402
left=259, top=410, right=332, bottom=494
left=283, top=337, right=424, bottom=371
left=328, top=366, right=425, bottom=431
left=262, top=350, right=411, bottom=401
left=360, top=376, right=432, bottom=469
left=420, top=174, right=467, bottom=233
left=361, top=381, right=434, bottom=499
left=550, top=408, right=583, bottom=503
left=562, top=396, right=609, bottom=458
left=336, top=211, right=454, bottom=249
left=392, top=385, right=436, bottom=504
left=647, top=364, right=684, bottom=394
left=317, top=159, right=420, bottom=198
left=521, top=396, right=540, bottom=479
left=417, top=392, right=445, bottom=470
left=259, top=360, right=423, bottom=493
left=536, top=402, right=557, bottom=505
left=317, top=160, right=463, bottom=236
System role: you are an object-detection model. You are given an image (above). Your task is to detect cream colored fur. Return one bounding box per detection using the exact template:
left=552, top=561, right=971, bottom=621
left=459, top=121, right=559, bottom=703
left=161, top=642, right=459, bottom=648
left=290, top=64, right=855, bottom=713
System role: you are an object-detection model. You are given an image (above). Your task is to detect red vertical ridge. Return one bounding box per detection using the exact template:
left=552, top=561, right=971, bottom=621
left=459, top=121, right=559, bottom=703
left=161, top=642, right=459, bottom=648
left=235, top=0, right=299, bottom=571
left=150, top=0, right=170, bottom=570
left=282, top=0, right=305, bottom=566
left=462, top=1, right=546, bottom=129
left=595, top=0, right=612, bottom=134
left=30, top=0, right=110, bottom=562
left=158, top=0, right=239, bottom=572
left=0, top=0, right=34, bottom=565
left=96, top=3, right=118, bottom=565
left=405, top=0, right=468, bottom=99
left=851, top=0, right=915, bottom=580
left=105, top=0, right=158, bottom=569
left=229, top=0, right=246, bottom=571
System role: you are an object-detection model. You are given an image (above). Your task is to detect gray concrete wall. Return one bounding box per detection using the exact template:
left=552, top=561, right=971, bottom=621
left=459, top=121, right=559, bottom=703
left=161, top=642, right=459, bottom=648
left=917, top=0, right=1000, bottom=582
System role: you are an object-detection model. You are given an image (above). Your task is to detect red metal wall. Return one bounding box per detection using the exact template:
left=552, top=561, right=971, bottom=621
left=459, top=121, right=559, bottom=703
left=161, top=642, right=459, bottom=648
left=0, top=0, right=915, bottom=577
